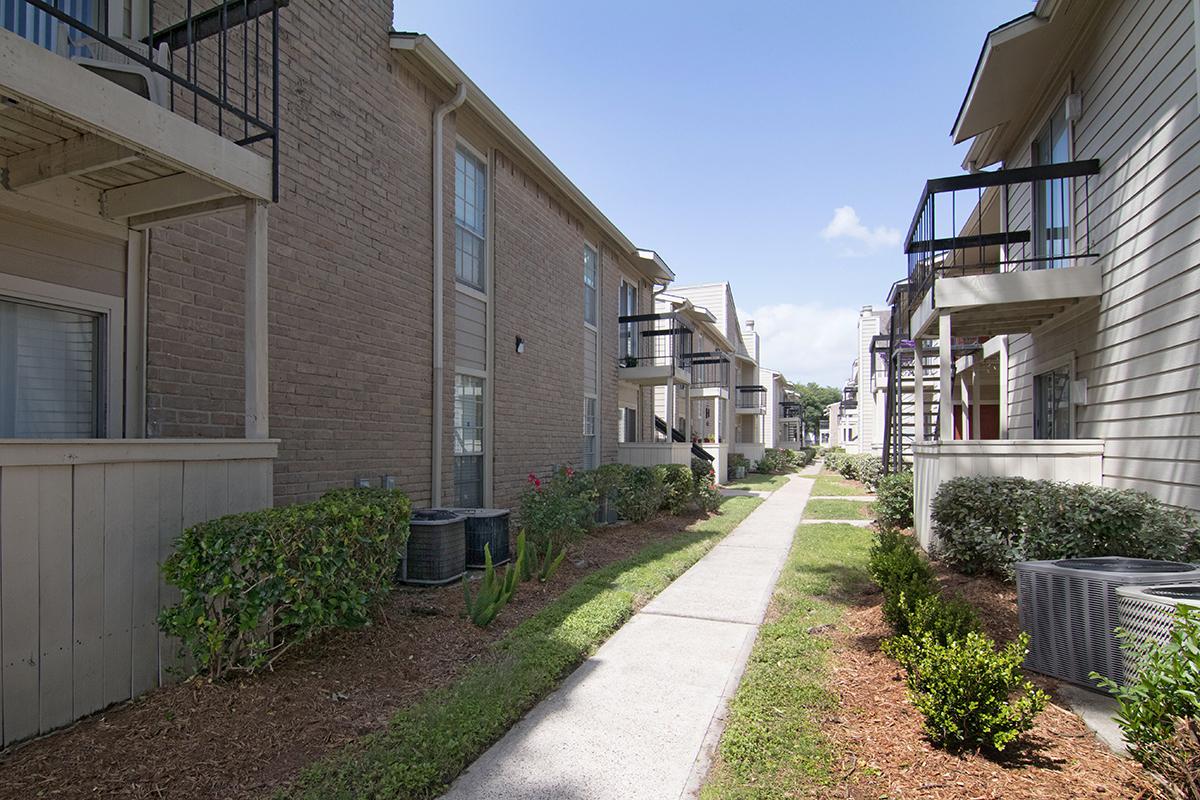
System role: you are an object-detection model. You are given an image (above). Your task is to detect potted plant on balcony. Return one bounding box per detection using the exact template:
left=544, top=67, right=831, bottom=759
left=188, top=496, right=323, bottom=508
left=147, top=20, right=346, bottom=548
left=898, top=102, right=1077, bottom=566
left=621, top=355, right=638, bottom=368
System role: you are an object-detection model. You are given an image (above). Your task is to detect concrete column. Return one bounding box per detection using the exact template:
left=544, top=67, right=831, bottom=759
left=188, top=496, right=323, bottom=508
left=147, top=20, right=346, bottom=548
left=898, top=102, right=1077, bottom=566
left=244, top=200, right=269, bottom=439
left=939, top=313, right=953, bottom=441
left=683, top=384, right=691, bottom=441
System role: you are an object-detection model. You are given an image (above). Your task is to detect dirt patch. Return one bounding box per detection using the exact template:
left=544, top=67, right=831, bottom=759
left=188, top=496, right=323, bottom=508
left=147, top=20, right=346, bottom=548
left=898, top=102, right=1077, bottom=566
left=820, top=566, right=1155, bottom=799
left=0, top=513, right=704, bottom=800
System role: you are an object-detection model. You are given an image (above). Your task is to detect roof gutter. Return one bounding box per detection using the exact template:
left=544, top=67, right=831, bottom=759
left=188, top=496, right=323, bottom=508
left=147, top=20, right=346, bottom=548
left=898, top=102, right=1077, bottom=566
left=390, top=32, right=673, bottom=285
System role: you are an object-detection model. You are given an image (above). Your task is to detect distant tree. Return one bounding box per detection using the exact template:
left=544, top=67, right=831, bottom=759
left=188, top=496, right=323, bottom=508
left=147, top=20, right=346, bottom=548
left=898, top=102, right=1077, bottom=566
left=790, top=382, right=841, bottom=443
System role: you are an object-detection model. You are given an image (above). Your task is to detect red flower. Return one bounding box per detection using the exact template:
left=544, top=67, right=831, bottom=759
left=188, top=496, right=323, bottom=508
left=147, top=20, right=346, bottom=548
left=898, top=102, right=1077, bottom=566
left=528, top=472, right=537, bottom=483
left=565, top=467, right=575, bottom=478
left=534, top=478, right=542, bottom=489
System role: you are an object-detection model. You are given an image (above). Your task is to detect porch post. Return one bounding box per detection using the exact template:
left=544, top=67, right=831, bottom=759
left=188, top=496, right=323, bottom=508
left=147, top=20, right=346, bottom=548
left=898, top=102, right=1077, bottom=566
left=665, top=376, right=675, bottom=443
left=913, top=345, right=925, bottom=442
left=683, top=384, right=691, bottom=441
left=938, top=312, right=953, bottom=441
left=998, top=336, right=1010, bottom=439
left=958, top=372, right=969, bottom=440
left=971, top=367, right=981, bottom=440
left=245, top=200, right=269, bottom=439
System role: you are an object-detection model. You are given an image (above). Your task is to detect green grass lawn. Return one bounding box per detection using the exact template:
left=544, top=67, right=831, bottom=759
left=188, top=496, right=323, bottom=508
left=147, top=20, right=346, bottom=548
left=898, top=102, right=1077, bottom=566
left=811, top=473, right=869, bottom=497
left=700, top=522, right=874, bottom=798
left=281, top=495, right=764, bottom=800
left=724, top=472, right=792, bottom=492
left=803, top=498, right=875, bottom=520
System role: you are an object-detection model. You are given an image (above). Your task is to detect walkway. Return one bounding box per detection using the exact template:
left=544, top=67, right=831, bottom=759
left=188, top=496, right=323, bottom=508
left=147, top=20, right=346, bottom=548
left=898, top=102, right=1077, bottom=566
left=441, top=474, right=816, bottom=800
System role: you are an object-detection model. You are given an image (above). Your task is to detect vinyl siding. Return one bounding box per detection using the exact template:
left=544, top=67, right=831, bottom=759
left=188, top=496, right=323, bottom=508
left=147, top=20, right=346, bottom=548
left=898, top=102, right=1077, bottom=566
left=0, top=210, right=127, bottom=298
left=454, top=289, right=487, bottom=372
left=1004, top=0, right=1200, bottom=510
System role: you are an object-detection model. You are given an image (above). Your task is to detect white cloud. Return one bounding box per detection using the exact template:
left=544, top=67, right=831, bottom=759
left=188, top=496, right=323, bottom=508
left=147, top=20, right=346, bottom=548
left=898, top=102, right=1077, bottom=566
left=820, top=206, right=902, bottom=255
left=750, top=302, right=860, bottom=387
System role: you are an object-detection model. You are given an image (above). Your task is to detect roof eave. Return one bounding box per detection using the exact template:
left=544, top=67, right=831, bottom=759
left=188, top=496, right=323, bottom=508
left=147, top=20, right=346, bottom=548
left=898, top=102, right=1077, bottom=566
left=389, top=32, right=669, bottom=284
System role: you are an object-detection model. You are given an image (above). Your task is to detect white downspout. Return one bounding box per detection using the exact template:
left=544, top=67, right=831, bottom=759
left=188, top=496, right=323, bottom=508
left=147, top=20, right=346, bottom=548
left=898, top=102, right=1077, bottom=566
left=431, top=83, right=467, bottom=507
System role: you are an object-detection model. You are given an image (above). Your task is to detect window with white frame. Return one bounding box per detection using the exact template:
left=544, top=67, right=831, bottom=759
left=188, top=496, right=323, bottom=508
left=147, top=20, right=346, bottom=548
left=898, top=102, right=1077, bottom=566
left=1033, top=366, right=1072, bottom=440
left=583, top=396, right=597, bottom=468
left=618, top=406, right=637, bottom=443
left=454, top=373, right=485, bottom=506
left=0, top=296, right=103, bottom=438
left=1033, top=101, right=1072, bottom=269
left=455, top=146, right=487, bottom=291
left=583, top=246, right=598, bottom=327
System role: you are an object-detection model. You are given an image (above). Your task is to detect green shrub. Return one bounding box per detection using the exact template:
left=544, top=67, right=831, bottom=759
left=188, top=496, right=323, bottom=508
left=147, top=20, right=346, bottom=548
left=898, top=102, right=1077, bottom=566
left=933, top=477, right=1200, bottom=578
left=883, top=593, right=982, bottom=671
left=618, top=466, right=666, bottom=523
left=518, top=467, right=598, bottom=551
left=823, top=450, right=849, bottom=474
left=868, top=529, right=937, bottom=635
left=588, top=463, right=628, bottom=521
left=654, top=463, right=696, bottom=515
left=899, top=631, right=1047, bottom=752
left=1096, top=606, right=1200, bottom=794
left=836, top=453, right=882, bottom=488
left=875, top=470, right=914, bottom=530
left=160, top=487, right=411, bottom=679
left=755, top=448, right=791, bottom=474
left=691, top=458, right=722, bottom=513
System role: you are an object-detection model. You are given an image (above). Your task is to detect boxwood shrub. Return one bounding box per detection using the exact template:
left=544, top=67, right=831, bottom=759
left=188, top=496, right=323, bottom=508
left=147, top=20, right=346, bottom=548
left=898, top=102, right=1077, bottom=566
left=754, top=448, right=791, bottom=474
left=160, top=487, right=411, bottom=679
left=617, top=466, right=666, bottom=523
left=932, top=477, right=1200, bottom=577
left=875, top=470, right=914, bottom=530
left=654, top=463, right=695, bottom=515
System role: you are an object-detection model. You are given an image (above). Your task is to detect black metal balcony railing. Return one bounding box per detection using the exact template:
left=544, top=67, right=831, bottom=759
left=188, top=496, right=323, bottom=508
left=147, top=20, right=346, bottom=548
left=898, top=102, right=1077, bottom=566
left=686, top=351, right=729, bottom=389
left=618, top=312, right=694, bottom=371
left=735, top=385, right=766, bottom=410
left=904, top=159, right=1101, bottom=313
left=780, top=400, right=803, bottom=420
left=3, top=0, right=284, bottom=199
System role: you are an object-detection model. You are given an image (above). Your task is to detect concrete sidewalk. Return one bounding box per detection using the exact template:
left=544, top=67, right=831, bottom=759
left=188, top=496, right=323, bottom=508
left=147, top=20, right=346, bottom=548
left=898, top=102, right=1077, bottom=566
left=442, top=475, right=814, bottom=800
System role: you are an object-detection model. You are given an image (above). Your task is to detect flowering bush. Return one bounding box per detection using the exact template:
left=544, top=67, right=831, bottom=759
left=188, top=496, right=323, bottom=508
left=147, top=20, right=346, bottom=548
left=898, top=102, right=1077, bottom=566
left=518, top=467, right=597, bottom=551
left=691, top=458, right=722, bottom=513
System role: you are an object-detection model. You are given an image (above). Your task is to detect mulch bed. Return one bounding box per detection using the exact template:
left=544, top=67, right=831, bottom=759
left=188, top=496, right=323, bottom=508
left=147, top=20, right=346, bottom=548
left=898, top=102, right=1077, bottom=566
left=821, top=559, right=1157, bottom=799
left=0, top=513, right=707, bottom=800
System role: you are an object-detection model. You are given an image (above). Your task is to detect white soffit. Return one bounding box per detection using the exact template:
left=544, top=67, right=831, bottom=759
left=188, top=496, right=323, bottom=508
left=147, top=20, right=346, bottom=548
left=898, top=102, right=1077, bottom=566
left=951, top=1, right=1091, bottom=166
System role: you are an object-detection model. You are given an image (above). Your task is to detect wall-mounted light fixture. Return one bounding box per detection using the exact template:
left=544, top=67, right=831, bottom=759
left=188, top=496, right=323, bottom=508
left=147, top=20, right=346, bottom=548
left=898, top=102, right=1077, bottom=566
left=515, top=336, right=525, bottom=354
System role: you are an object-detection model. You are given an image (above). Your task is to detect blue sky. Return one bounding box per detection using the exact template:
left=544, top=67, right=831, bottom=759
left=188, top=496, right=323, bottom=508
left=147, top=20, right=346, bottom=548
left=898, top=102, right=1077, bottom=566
left=395, top=1, right=1033, bottom=385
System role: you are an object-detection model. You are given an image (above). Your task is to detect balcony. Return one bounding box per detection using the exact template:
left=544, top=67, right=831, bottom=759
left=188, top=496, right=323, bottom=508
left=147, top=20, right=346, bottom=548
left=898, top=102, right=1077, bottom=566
left=687, top=351, right=730, bottom=395
left=618, top=311, right=693, bottom=386
left=1, top=0, right=281, bottom=223
left=904, top=160, right=1103, bottom=339
left=735, top=385, right=766, bottom=414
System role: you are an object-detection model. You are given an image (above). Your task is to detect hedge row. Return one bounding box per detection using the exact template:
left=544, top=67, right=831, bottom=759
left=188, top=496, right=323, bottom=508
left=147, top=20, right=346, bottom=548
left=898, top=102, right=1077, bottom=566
left=160, top=487, right=412, bottom=679
left=823, top=450, right=883, bottom=490
left=932, top=476, right=1200, bottom=577
left=519, top=460, right=721, bottom=551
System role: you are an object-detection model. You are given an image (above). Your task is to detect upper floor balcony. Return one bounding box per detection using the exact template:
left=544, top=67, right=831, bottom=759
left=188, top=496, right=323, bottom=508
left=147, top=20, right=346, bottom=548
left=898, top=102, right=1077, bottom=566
left=618, top=311, right=693, bottom=385
left=1, top=0, right=282, bottom=225
left=687, top=350, right=730, bottom=393
left=735, top=384, right=766, bottom=413
left=904, top=159, right=1102, bottom=340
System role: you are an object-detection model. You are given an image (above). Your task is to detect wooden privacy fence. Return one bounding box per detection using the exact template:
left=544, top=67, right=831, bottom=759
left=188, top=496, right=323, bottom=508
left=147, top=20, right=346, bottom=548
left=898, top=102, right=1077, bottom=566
left=0, top=439, right=275, bottom=746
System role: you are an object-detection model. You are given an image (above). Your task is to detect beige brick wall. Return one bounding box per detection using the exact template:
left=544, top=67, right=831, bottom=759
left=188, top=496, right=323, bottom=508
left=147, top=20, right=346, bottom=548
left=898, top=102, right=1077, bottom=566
left=147, top=0, right=444, bottom=507
left=145, top=1, right=640, bottom=510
